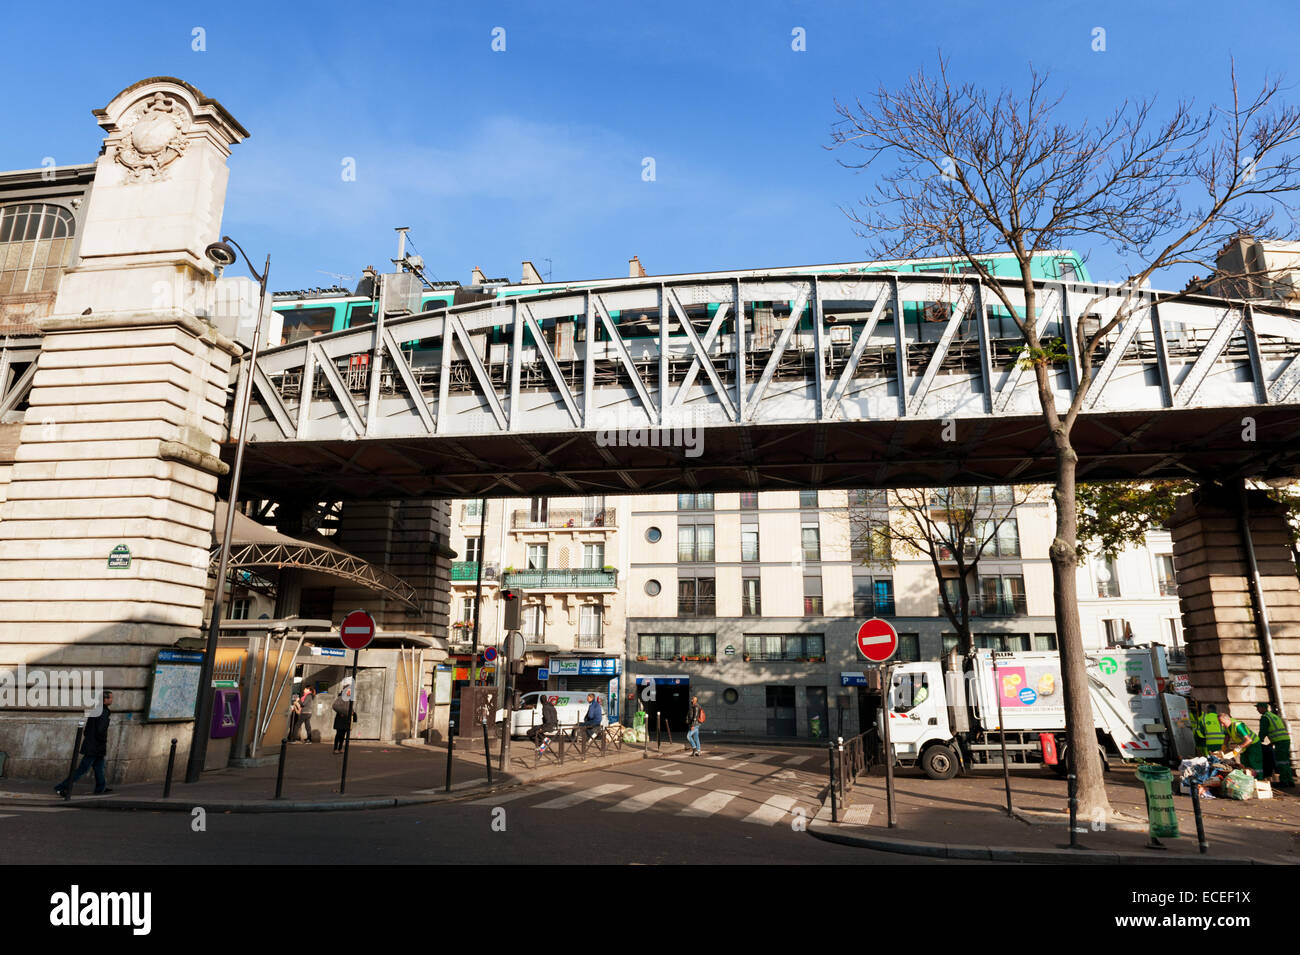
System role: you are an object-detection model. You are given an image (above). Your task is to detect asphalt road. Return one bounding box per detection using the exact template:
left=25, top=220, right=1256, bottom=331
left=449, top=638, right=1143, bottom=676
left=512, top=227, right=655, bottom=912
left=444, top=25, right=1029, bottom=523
left=0, top=746, right=950, bottom=865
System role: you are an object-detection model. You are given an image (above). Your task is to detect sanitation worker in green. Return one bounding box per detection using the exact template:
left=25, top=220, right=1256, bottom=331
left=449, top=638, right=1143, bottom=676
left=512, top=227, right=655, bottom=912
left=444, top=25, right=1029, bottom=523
left=1220, top=712, right=1262, bottom=775
left=1256, top=701, right=1293, bottom=787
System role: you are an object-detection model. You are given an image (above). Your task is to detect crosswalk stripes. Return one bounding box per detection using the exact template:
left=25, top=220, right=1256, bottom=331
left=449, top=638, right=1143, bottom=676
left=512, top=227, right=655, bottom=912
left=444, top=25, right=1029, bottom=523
left=783, top=753, right=815, bottom=767
left=677, top=789, right=742, bottom=818
left=605, top=785, right=688, bottom=813
left=682, top=773, right=717, bottom=787
left=743, top=794, right=798, bottom=826
left=533, top=783, right=631, bottom=810
left=468, top=781, right=570, bottom=804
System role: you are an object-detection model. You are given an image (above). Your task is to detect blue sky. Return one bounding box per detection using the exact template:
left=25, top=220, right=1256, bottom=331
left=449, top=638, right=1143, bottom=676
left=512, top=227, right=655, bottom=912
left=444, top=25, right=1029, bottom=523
left=3, top=0, right=1296, bottom=291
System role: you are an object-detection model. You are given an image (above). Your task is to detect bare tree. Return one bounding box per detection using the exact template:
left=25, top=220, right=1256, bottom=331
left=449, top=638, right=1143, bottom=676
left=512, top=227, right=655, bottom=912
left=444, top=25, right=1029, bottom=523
left=865, top=485, right=1037, bottom=655
left=830, top=58, right=1300, bottom=815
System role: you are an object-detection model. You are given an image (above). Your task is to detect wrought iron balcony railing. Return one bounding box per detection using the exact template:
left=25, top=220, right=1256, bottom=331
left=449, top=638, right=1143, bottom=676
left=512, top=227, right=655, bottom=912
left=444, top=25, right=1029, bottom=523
left=938, top=593, right=1028, bottom=617
left=451, top=561, right=479, bottom=581
left=502, top=568, right=618, bottom=589
left=511, top=508, right=616, bottom=530
left=853, top=596, right=896, bottom=617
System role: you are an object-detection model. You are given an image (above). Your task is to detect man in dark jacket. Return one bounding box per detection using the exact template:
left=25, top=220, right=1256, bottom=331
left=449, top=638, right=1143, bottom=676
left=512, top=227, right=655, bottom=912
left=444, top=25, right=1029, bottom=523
left=55, top=691, right=113, bottom=796
left=582, top=693, right=604, bottom=741
left=528, top=696, right=559, bottom=748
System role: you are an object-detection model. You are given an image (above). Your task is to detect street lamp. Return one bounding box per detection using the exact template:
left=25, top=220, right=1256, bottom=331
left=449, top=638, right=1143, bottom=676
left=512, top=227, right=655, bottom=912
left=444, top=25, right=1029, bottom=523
left=185, top=236, right=270, bottom=784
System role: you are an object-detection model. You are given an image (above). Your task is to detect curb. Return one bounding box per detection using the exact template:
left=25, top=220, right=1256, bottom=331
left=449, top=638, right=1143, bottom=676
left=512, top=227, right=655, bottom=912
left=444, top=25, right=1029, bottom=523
left=805, top=820, right=1272, bottom=864
left=19, top=749, right=649, bottom=814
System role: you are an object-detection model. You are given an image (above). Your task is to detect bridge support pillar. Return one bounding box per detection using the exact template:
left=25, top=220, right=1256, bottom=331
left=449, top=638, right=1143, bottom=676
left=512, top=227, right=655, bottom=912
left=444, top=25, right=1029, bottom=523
left=1170, top=482, right=1300, bottom=723
left=0, top=77, right=247, bottom=782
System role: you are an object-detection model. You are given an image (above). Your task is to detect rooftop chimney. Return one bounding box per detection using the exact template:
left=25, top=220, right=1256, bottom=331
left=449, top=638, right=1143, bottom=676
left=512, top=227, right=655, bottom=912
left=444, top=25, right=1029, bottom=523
left=629, top=255, right=646, bottom=278
left=471, top=266, right=487, bottom=285
left=521, top=260, right=544, bottom=285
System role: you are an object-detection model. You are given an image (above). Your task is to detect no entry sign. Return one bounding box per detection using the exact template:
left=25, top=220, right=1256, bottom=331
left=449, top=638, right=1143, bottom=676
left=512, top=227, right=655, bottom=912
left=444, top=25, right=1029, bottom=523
left=856, top=617, right=899, bottom=663
left=340, top=609, right=376, bottom=650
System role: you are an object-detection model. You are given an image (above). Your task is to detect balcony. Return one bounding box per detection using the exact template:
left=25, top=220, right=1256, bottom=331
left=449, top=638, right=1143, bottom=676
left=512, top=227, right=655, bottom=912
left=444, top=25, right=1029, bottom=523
left=853, top=596, right=896, bottom=617
left=511, top=508, right=616, bottom=531
left=502, top=568, right=618, bottom=590
left=1158, top=579, right=1178, bottom=597
left=678, top=596, right=716, bottom=617
left=938, top=594, right=1028, bottom=617
left=1096, top=581, right=1121, bottom=598
left=575, top=632, right=604, bottom=649
left=451, top=561, right=480, bottom=581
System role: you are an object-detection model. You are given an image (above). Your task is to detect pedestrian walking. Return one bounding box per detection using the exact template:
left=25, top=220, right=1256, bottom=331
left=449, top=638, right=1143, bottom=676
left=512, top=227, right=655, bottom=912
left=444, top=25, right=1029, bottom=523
left=55, top=691, right=114, bottom=797
left=332, top=681, right=357, bottom=754
left=297, top=687, right=315, bottom=743
left=686, top=695, right=705, bottom=756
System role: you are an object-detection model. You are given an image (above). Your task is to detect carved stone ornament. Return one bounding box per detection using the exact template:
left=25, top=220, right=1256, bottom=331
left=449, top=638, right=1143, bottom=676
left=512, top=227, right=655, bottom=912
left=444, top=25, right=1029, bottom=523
left=114, top=92, right=190, bottom=181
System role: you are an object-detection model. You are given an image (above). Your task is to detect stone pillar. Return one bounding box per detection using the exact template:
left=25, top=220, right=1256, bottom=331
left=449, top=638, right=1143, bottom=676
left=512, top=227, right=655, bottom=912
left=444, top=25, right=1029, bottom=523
left=0, top=78, right=247, bottom=782
left=1169, top=483, right=1300, bottom=724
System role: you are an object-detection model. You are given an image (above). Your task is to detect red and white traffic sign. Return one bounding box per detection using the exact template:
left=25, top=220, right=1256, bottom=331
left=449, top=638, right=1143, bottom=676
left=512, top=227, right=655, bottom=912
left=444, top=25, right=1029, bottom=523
left=856, top=617, right=899, bottom=663
left=340, top=609, right=376, bottom=650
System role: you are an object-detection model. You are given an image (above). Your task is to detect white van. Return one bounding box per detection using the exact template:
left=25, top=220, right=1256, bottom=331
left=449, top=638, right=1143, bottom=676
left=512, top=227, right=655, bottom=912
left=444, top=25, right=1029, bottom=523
left=497, top=691, right=608, bottom=738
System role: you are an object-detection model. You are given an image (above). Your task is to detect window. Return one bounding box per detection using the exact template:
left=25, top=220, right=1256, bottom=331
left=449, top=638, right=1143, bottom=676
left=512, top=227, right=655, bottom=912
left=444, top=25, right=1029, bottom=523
left=976, top=485, right=1015, bottom=505
left=851, top=517, right=891, bottom=563
left=1059, top=259, right=1079, bottom=281
left=526, top=544, right=548, bottom=570
left=898, top=633, right=921, bottom=663
left=742, top=577, right=761, bottom=616
left=942, top=633, right=960, bottom=657
left=1096, top=557, right=1121, bottom=597
left=463, top=537, right=482, bottom=564
left=463, top=500, right=484, bottom=520
left=281, top=306, right=336, bottom=343
left=0, top=203, right=76, bottom=296
left=741, top=528, right=760, bottom=562
left=850, top=489, right=887, bottom=508
left=976, top=633, right=1030, bottom=652
left=803, top=575, right=823, bottom=616
left=799, top=490, right=818, bottom=508
left=853, top=577, right=894, bottom=616
left=677, top=493, right=714, bottom=510
left=581, top=496, right=605, bottom=524
left=522, top=604, right=545, bottom=640
left=723, top=687, right=740, bottom=704
left=975, top=519, right=1020, bottom=557
left=644, top=579, right=661, bottom=596
left=582, top=543, right=605, bottom=569
left=743, top=634, right=825, bottom=661
left=1156, top=555, right=1177, bottom=596
left=577, top=605, right=603, bottom=648
left=678, top=577, right=716, bottom=616
left=892, top=671, right=929, bottom=712
left=459, top=596, right=478, bottom=627
left=801, top=525, right=821, bottom=563
left=979, top=575, right=1026, bottom=615
left=1033, top=633, right=1058, bottom=651
left=229, top=597, right=250, bottom=620
left=646, top=526, right=662, bottom=543
left=678, top=524, right=714, bottom=562
left=1103, top=618, right=1128, bottom=648
left=529, top=498, right=549, bottom=525
left=639, top=633, right=717, bottom=660
left=740, top=492, right=759, bottom=509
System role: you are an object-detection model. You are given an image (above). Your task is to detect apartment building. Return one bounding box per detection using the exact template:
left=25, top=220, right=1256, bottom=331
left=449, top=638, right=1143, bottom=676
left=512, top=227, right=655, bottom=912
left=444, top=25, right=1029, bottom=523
left=447, top=494, right=627, bottom=719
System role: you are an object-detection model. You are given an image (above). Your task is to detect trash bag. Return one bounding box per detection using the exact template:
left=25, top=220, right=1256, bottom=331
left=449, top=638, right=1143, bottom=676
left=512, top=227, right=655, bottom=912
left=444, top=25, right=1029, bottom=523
left=1223, top=769, right=1257, bottom=800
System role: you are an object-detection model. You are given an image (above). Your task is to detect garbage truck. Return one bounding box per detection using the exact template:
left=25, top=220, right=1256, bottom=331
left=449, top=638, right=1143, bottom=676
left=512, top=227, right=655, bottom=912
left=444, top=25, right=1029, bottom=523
left=881, top=645, right=1195, bottom=779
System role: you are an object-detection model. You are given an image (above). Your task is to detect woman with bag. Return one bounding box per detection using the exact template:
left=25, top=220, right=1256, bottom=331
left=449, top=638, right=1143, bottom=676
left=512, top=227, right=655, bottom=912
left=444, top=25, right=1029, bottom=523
left=332, top=679, right=358, bottom=754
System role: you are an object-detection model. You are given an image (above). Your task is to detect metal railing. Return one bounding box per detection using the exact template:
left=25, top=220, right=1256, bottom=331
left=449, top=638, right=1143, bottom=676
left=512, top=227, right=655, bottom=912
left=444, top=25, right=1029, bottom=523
left=451, top=561, right=479, bottom=580
left=677, top=596, right=716, bottom=616
left=939, top=593, right=1028, bottom=616
left=853, top=596, right=896, bottom=616
left=511, top=507, right=615, bottom=530
left=503, top=568, right=617, bottom=589
left=828, top=728, right=880, bottom=823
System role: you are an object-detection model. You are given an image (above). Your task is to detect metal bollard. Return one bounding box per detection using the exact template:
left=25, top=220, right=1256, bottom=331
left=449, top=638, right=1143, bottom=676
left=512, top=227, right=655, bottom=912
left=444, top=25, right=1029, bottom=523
left=656, top=712, right=662, bottom=752
left=1190, top=778, right=1208, bottom=855
left=163, top=738, right=177, bottom=798
left=444, top=720, right=455, bottom=794
left=827, top=742, right=838, bottom=823
left=274, top=738, right=288, bottom=800
left=480, top=721, right=493, bottom=783
left=63, top=723, right=85, bottom=801
left=643, top=720, right=649, bottom=754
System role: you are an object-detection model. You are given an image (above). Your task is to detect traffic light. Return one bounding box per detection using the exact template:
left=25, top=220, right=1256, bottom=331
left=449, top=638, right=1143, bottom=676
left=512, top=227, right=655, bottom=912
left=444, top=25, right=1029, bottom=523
left=501, top=588, right=523, bottom=631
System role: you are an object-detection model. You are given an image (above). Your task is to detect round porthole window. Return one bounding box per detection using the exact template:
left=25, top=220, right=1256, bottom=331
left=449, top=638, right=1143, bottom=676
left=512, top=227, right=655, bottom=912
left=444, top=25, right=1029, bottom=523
left=646, top=526, right=662, bottom=543
left=645, top=579, right=661, bottom=596
left=723, top=688, right=739, bottom=705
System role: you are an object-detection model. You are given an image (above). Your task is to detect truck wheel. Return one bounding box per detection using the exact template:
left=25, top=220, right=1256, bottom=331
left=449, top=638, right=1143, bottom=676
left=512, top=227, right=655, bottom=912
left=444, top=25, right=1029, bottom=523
left=921, top=744, right=959, bottom=780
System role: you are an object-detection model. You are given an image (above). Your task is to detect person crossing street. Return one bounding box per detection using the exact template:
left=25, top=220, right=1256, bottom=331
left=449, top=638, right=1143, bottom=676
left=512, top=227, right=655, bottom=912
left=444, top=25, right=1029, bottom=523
left=686, top=695, right=705, bottom=756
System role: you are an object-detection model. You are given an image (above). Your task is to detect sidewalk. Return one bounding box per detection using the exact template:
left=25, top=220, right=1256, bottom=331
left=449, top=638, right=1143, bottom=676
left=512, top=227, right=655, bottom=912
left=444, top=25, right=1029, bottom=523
left=808, top=764, right=1298, bottom=863
left=0, top=734, right=651, bottom=813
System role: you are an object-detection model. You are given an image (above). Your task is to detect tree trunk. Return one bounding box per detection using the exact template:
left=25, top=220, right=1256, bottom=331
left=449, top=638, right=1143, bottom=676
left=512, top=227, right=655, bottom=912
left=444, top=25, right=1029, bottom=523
left=1050, top=441, right=1111, bottom=818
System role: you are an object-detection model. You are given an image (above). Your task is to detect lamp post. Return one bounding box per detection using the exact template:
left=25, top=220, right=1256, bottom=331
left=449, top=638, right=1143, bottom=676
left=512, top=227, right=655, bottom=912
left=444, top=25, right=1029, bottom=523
left=185, top=236, right=270, bottom=784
